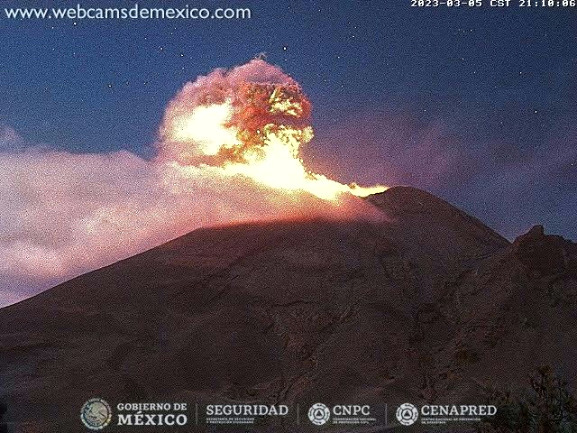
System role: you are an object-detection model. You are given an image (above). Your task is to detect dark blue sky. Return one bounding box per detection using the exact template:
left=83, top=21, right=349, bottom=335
left=1, top=1, right=575, bottom=239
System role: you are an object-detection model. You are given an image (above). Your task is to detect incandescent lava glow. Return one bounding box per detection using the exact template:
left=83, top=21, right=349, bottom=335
left=158, top=59, right=386, bottom=201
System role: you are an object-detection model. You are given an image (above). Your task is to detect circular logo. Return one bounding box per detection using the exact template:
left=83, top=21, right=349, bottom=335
left=396, top=403, right=418, bottom=426
left=308, top=403, right=331, bottom=426
left=81, top=398, right=112, bottom=430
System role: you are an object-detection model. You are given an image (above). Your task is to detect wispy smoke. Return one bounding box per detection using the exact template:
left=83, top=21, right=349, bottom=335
left=309, top=111, right=577, bottom=240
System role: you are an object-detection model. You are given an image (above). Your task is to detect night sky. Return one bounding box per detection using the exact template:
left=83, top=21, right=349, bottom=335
left=1, top=0, right=575, bottom=240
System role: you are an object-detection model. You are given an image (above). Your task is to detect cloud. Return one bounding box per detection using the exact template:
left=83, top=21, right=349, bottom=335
left=0, top=128, right=378, bottom=307
left=0, top=124, right=25, bottom=151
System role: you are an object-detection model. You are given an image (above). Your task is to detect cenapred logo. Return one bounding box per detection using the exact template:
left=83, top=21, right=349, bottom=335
left=308, top=403, right=331, bottom=426
left=396, top=403, right=418, bottom=426
left=81, top=398, right=112, bottom=430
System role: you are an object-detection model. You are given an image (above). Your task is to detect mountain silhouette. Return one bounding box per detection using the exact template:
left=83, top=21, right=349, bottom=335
left=0, top=186, right=575, bottom=432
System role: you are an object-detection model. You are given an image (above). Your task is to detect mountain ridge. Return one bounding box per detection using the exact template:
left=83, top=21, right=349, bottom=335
left=0, top=186, right=575, bottom=432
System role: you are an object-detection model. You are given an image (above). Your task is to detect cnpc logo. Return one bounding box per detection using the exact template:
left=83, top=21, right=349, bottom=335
left=307, top=403, right=371, bottom=426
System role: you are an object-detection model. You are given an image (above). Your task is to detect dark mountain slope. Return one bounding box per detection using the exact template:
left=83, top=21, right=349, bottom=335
left=1, top=187, right=573, bottom=432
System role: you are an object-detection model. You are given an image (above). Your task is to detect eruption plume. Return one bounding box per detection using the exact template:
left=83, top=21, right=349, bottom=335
left=0, top=60, right=387, bottom=306
left=158, top=59, right=386, bottom=200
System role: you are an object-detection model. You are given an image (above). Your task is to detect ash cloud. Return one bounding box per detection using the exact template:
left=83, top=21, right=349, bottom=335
left=158, top=59, right=304, bottom=165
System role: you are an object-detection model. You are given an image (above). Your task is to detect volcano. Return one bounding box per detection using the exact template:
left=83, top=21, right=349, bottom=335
left=1, top=187, right=576, bottom=432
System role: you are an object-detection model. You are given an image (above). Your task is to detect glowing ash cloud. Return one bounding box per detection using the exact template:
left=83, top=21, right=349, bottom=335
left=158, top=59, right=386, bottom=200
left=0, top=59, right=387, bottom=306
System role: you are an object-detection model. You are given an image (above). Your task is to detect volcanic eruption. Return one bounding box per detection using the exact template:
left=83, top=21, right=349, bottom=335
left=2, top=59, right=576, bottom=432
left=157, top=58, right=386, bottom=201
left=0, top=60, right=388, bottom=306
